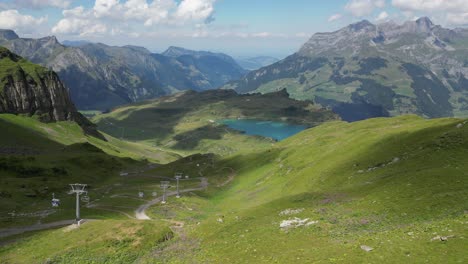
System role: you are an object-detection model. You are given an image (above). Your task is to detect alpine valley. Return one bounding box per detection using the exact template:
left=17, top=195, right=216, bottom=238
left=0, top=11, right=467, bottom=264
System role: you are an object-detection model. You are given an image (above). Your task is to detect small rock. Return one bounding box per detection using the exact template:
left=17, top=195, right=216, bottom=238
left=431, top=235, right=455, bottom=241
left=360, top=245, right=373, bottom=252
left=279, top=218, right=317, bottom=229
left=407, top=232, right=414, bottom=236
left=305, top=220, right=318, bottom=226
left=279, top=208, right=304, bottom=216
left=217, top=218, right=224, bottom=223
left=456, top=123, right=463, bottom=129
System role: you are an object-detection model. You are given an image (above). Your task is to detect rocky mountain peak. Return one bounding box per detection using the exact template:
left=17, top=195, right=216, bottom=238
left=416, top=17, right=434, bottom=28
left=376, top=20, right=399, bottom=31
left=39, top=35, right=60, bottom=44
left=122, top=45, right=151, bottom=54
left=162, top=46, right=194, bottom=57
left=400, top=17, right=435, bottom=34
left=0, top=29, right=19, bottom=41
left=348, top=20, right=375, bottom=32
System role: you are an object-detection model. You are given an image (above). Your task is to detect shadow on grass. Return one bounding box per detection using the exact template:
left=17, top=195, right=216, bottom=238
left=172, top=125, right=224, bottom=150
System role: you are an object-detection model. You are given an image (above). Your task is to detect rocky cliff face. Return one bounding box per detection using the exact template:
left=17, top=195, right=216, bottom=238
left=0, top=47, right=104, bottom=139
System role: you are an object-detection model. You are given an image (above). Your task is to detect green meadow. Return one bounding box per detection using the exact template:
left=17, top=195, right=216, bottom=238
left=1, top=114, right=466, bottom=263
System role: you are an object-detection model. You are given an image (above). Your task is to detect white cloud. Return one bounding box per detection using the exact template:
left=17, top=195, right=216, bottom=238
left=392, top=0, right=468, bottom=25
left=0, top=10, right=47, bottom=33
left=175, top=0, right=216, bottom=23
left=52, top=0, right=218, bottom=36
left=93, top=0, right=121, bottom=18
left=376, top=11, right=389, bottom=21
left=52, top=6, right=108, bottom=36
left=251, top=32, right=276, bottom=38
left=136, top=0, right=176, bottom=26
left=345, top=0, right=386, bottom=17
left=392, top=0, right=468, bottom=13
left=52, top=18, right=107, bottom=36
left=295, top=32, right=309, bottom=38
left=11, top=0, right=71, bottom=9
left=90, top=0, right=214, bottom=23
left=328, top=13, right=343, bottom=22
left=446, top=12, right=468, bottom=25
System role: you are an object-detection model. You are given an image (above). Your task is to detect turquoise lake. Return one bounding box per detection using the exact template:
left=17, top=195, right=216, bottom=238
left=221, top=119, right=307, bottom=141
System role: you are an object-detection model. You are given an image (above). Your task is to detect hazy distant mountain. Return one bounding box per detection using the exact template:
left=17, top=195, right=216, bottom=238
left=224, top=18, right=468, bottom=121
left=62, top=40, right=91, bottom=47
left=0, top=31, right=246, bottom=110
left=161, top=46, right=248, bottom=90
left=235, top=56, right=279, bottom=70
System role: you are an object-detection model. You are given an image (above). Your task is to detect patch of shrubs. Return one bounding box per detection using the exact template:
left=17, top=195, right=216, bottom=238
left=0, top=156, right=69, bottom=178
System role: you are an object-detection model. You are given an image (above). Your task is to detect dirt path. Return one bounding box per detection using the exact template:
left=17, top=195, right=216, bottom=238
left=0, top=167, right=207, bottom=240
left=87, top=205, right=136, bottom=219
left=217, top=167, right=236, bottom=187
left=0, top=220, right=80, bottom=239
left=135, top=178, right=208, bottom=220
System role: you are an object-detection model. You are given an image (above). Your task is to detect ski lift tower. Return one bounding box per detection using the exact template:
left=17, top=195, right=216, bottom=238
left=69, top=183, right=87, bottom=223
left=175, top=173, right=183, bottom=198
left=160, top=181, right=170, bottom=204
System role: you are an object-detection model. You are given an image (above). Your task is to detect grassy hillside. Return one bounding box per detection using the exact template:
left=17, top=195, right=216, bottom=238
left=0, top=47, right=48, bottom=89
left=93, top=89, right=338, bottom=156
left=190, top=115, right=468, bottom=263
left=0, top=220, right=173, bottom=263
left=0, top=114, right=178, bottom=228
left=1, top=115, right=467, bottom=263
left=139, top=115, right=468, bottom=263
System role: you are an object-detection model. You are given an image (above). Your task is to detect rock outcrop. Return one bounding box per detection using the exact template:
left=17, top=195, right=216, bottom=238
left=0, top=47, right=105, bottom=140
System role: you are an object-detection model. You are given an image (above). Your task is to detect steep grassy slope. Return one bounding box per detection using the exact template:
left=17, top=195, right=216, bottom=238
left=93, top=89, right=338, bottom=156
left=0, top=47, right=48, bottom=88
left=0, top=114, right=177, bottom=228
left=143, top=115, right=468, bottom=263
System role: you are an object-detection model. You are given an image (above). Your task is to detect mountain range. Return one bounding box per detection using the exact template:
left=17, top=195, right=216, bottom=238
left=0, top=31, right=247, bottom=110
left=224, top=17, right=468, bottom=121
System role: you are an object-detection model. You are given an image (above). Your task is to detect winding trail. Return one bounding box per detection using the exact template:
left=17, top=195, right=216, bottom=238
left=217, top=167, right=236, bottom=187
left=135, top=178, right=208, bottom=220
left=0, top=170, right=209, bottom=240
left=0, top=220, right=83, bottom=239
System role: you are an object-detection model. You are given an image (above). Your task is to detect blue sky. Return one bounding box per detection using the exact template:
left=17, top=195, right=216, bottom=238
left=0, top=0, right=467, bottom=57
